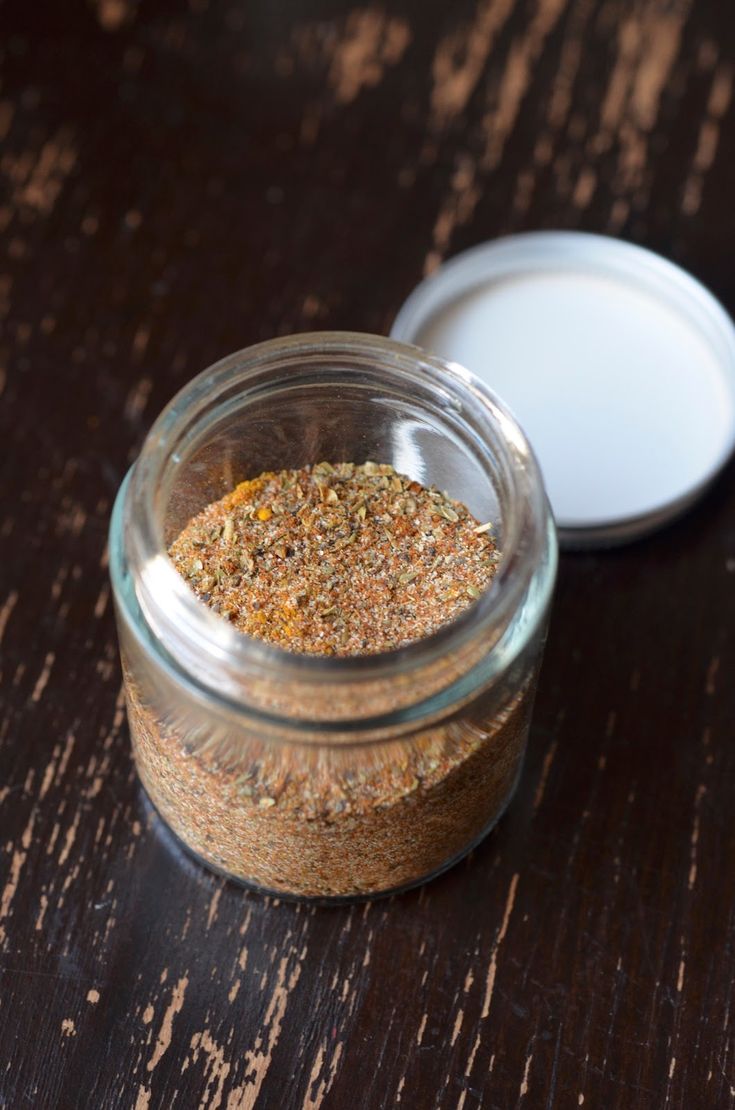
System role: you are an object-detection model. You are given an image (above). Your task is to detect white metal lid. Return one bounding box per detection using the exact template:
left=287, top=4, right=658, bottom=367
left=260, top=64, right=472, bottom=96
left=391, top=232, right=735, bottom=547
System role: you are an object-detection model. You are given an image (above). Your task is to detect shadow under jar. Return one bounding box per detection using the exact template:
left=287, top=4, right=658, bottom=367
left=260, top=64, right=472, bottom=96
left=109, top=332, right=557, bottom=901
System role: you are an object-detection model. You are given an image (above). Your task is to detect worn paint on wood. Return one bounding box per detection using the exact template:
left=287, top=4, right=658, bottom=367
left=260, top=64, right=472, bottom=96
left=1, top=0, right=735, bottom=1105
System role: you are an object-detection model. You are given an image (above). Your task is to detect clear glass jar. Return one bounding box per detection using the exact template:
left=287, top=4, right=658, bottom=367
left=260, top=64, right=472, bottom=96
left=109, top=332, right=557, bottom=900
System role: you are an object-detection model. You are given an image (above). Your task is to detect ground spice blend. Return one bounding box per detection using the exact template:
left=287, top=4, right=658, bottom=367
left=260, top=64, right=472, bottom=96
left=126, top=462, right=535, bottom=898
left=168, top=461, right=500, bottom=654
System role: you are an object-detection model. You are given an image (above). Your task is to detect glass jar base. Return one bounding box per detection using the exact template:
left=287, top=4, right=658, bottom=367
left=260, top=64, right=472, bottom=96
left=138, top=766, right=523, bottom=905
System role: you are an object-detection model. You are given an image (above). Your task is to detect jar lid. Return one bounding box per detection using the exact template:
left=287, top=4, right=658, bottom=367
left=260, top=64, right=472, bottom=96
left=391, top=232, right=735, bottom=547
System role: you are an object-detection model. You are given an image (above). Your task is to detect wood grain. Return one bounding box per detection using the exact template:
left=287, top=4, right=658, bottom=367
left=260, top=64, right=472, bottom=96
left=1, top=0, right=734, bottom=1106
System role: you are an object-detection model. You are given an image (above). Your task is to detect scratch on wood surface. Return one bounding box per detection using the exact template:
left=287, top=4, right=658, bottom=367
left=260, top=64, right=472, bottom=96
left=61, top=1018, right=77, bottom=1037
left=425, top=0, right=566, bottom=271
left=481, top=872, right=520, bottom=1020
left=520, top=1051, right=533, bottom=1097
left=426, top=154, right=480, bottom=269
left=0, top=590, right=18, bottom=643
left=362, top=930, right=373, bottom=967
left=302, top=293, right=324, bottom=321
left=572, top=166, right=597, bottom=209
left=481, top=0, right=567, bottom=168
left=4, top=129, right=77, bottom=216
left=207, top=886, right=222, bottom=929
left=94, top=583, right=110, bottom=619
left=46, top=819, right=62, bottom=857
left=627, top=11, right=683, bottom=130
left=61, top=861, right=83, bottom=895
left=0, top=810, right=35, bottom=945
left=705, top=656, right=720, bottom=696
left=39, top=745, right=60, bottom=802
left=134, top=1087, right=151, bottom=1110
left=132, top=325, right=151, bottom=362
left=546, top=0, right=594, bottom=129
left=596, top=17, right=640, bottom=150
left=90, top=0, right=136, bottom=31
left=600, top=1, right=690, bottom=226
left=186, top=1030, right=232, bottom=1110
left=533, top=740, right=558, bottom=809
left=57, top=503, right=88, bottom=538
left=304, top=1039, right=344, bottom=1108
left=58, top=808, right=81, bottom=867
left=124, top=375, right=153, bottom=423
left=146, top=975, right=189, bottom=1072
left=57, top=731, right=76, bottom=781
left=316, top=9, right=410, bottom=105
left=35, top=892, right=48, bottom=931
left=464, top=1030, right=482, bottom=1078
left=522, top=0, right=597, bottom=213
left=50, top=565, right=69, bottom=602
left=232, top=952, right=304, bottom=1108
left=430, top=0, right=515, bottom=128
left=682, top=65, right=733, bottom=214
left=31, top=651, right=55, bottom=702
left=451, top=1007, right=464, bottom=1047
left=688, top=784, right=706, bottom=890
left=458, top=1048, right=495, bottom=1110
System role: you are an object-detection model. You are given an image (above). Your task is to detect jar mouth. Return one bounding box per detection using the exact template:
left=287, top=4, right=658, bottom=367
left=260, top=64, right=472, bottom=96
left=113, top=332, right=556, bottom=716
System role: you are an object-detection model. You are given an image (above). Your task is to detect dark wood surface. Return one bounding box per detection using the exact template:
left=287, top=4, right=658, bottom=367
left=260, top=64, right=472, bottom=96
left=2, top=1, right=734, bottom=1106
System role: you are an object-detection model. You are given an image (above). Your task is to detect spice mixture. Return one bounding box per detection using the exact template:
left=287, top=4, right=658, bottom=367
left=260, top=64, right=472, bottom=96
left=168, top=461, right=500, bottom=655
left=127, top=673, right=532, bottom=898
left=125, top=461, right=535, bottom=898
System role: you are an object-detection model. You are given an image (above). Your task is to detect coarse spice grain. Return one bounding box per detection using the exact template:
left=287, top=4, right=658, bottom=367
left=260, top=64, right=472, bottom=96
left=168, top=461, right=500, bottom=655
left=126, top=672, right=533, bottom=898
left=125, top=460, right=535, bottom=898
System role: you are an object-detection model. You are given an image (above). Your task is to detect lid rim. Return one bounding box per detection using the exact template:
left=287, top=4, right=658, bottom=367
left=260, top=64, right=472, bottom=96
left=391, top=231, right=735, bottom=547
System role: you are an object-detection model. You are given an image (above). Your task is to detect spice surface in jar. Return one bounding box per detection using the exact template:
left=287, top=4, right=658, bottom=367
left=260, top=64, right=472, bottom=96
left=110, top=333, right=557, bottom=900
left=168, top=461, right=501, bottom=655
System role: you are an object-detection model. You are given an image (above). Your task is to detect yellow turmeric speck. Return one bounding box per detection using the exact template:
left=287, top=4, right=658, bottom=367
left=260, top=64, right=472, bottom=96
left=225, top=476, right=272, bottom=508
left=257, top=506, right=273, bottom=521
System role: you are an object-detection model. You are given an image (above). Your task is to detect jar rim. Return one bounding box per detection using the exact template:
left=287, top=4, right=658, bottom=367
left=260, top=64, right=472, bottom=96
left=112, top=331, right=556, bottom=721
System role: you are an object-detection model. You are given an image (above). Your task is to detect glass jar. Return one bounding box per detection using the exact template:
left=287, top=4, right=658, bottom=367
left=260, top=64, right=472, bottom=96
left=109, top=332, right=557, bottom=900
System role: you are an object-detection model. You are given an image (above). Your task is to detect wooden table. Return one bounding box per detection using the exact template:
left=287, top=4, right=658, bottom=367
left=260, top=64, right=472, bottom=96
left=2, top=1, right=734, bottom=1106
